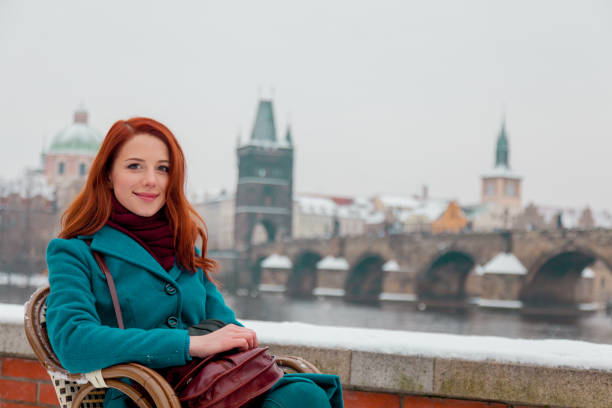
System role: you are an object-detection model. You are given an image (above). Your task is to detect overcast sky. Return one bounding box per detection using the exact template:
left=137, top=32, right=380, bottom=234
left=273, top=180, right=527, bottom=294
left=1, top=1, right=610, bottom=210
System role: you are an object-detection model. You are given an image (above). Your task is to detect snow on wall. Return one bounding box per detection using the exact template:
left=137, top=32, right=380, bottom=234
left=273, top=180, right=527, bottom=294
left=244, top=320, right=612, bottom=372
left=261, top=254, right=292, bottom=269
left=316, top=256, right=349, bottom=270
left=482, top=253, right=527, bottom=275
left=0, top=303, right=26, bottom=324
left=2, top=302, right=611, bottom=372
left=382, top=260, right=400, bottom=272
left=581, top=267, right=595, bottom=279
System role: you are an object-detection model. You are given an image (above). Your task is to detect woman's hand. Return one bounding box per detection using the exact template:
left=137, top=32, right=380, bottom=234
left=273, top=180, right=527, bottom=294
left=188, top=324, right=258, bottom=358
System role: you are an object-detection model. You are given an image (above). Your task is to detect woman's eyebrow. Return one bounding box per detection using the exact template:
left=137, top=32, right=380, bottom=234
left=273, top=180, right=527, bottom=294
left=123, top=158, right=169, bottom=163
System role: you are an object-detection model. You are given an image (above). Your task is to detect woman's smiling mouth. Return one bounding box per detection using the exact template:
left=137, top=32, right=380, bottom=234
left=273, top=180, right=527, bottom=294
left=134, top=192, right=158, bottom=202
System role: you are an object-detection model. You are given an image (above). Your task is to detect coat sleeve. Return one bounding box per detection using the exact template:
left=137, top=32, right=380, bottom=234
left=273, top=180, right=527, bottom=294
left=202, top=276, right=243, bottom=327
left=45, top=238, right=190, bottom=374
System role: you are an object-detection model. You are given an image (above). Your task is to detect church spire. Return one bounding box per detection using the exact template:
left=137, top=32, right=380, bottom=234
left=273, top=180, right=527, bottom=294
left=495, top=119, right=509, bottom=168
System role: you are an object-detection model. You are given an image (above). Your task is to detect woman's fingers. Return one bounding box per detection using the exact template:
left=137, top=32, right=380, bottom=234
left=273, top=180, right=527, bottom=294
left=224, top=325, right=258, bottom=349
left=189, top=325, right=259, bottom=358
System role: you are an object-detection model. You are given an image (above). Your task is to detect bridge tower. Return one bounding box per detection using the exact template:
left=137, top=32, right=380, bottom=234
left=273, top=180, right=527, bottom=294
left=234, top=99, right=294, bottom=251
left=481, top=120, right=522, bottom=226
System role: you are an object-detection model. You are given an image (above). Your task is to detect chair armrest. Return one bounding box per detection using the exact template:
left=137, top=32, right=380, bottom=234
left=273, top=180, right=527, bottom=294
left=72, top=363, right=181, bottom=408
left=275, top=355, right=321, bottom=374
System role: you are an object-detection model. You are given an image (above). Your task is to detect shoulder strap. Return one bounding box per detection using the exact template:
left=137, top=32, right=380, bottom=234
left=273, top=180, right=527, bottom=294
left=86, top=240, right=125, bottom=329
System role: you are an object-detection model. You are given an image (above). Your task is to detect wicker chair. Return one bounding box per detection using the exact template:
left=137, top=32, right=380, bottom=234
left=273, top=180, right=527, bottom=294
left=24, top=285, right=319, bottom=408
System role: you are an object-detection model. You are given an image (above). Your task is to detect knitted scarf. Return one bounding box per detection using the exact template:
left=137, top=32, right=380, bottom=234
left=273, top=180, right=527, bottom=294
left=106, top=195, right=175, bottom=271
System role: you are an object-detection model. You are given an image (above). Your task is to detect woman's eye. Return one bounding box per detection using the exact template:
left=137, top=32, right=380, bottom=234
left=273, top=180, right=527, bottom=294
left=159, top=165, right=170, bottom=173
left=127, top=163, right=141, bottom=169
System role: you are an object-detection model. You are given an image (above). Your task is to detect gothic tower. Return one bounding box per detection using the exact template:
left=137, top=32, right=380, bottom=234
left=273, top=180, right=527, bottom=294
left=481, top=120, right=522, bottom=211
left=234, top=99, right=294, bottom=250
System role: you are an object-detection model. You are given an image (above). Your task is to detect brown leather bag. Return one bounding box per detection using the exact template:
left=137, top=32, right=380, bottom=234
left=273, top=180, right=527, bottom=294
left=92, top=250, right=284, bottom=408
left=164, top=346, right=282, bottom=408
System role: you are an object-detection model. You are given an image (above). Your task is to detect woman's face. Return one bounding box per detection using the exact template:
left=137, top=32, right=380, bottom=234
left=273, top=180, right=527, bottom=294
left=109, top=133, right=170, bottom=217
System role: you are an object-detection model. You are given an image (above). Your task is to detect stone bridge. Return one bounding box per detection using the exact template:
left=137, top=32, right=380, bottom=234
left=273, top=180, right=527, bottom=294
left=238, top=229, right=612, bottom=310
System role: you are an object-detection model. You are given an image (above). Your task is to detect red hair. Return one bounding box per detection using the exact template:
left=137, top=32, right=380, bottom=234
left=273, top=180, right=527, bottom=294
left=59, top=117, right=217, bottom=280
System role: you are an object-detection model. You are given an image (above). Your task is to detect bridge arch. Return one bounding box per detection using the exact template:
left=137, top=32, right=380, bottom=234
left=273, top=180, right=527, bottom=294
left=521, top=245, right=601, bottom=307
left=287, top=251, right=322, bottom=298
left=416, top=250, right=475, bottom=301
left=250, top=219, right=277, bottom=245
left=345, top=253, right=385, bottom=303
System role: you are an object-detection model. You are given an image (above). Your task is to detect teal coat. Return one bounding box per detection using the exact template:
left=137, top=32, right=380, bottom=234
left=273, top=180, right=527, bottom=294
left=46, top=225, right=240, bottom=406
left=46, top=225, right=342, bottom=408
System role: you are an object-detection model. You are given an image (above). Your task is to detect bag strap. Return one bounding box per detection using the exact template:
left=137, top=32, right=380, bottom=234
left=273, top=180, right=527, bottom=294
left=86, top=240, right=125, bottom=329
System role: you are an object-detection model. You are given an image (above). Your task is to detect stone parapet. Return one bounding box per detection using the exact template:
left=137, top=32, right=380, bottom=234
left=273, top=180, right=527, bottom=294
left=1, top=320, right=611, bottom=407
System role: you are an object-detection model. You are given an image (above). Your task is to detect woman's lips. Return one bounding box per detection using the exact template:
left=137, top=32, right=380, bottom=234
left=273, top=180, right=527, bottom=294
left=134, top=192, right=158, bottom=202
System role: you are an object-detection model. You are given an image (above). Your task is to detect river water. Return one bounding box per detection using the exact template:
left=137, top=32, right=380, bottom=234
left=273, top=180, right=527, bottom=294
left=225, top=293, right=612, bottom=344
left=3, top=283, right=610, bottom=344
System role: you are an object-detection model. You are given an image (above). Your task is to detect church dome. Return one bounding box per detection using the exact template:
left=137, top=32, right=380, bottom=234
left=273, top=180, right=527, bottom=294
left=48, top=107, right=102, bottom=154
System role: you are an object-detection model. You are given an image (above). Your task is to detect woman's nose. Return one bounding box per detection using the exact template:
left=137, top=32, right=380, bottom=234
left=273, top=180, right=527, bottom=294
left=143, top=168, right=157, bottom=186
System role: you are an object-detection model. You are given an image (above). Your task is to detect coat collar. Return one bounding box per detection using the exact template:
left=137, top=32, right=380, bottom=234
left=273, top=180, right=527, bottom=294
left=87, top=225, right=181, bottom=282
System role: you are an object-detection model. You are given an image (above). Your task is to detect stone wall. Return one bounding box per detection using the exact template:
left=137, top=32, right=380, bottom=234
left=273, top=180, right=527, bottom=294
left=2, top=319, right=611, bottom=408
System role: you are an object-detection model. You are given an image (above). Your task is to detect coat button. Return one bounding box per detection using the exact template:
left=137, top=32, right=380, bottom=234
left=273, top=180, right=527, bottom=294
left=165, top=283, right=177, bottom=295
left=166, top=316, right=178, bottom=328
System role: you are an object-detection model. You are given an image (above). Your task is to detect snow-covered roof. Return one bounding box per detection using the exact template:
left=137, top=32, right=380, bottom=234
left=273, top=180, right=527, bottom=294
left=377, top=195, right=419, bottom=209
left=399, top=199, right=450, bottom=223
left=481, top=165, right=521, bottom=180
left=528, top=205, right=612, bottom=229
left=365, top=211, right=385, bottom=225
left=482, top=253, right=527, bottom=275
left=0, top=172, right=55, bottom=201
left=316, top=256, right=349, bottom=270
left=382, top=260, right=400, bottom=272
left=295, top=195, right=337, bottom=216
left=295, top=194, right=373, bottom=220
left=593, top=210, right=612, bottom=228
left=261, top=254, right=292, bottom=269
left=581, top=268, right=595, bottom=279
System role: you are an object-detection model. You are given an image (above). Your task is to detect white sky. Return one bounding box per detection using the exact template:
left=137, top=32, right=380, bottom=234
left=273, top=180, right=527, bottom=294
left=1, top=1, right=610, bottom=210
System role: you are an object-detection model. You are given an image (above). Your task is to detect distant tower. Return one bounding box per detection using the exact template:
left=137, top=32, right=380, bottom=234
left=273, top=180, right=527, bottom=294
left=481, top=120, right=522, bottom=211
left=234, top=99, right=294, bottom=250
left=42, top=106, right=102, bottom=209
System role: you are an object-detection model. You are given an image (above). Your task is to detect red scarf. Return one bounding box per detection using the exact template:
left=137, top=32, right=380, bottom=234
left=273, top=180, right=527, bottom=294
left=106, top=196, right=176, bottom=271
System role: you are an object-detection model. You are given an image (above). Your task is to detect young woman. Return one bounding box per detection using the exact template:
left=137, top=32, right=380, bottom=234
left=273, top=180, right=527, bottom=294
left=45, top=117, right=341, bottom=408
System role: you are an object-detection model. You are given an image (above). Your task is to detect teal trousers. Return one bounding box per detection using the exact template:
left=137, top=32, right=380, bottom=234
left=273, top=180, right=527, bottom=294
left=261, top=373, right=343, bottom=408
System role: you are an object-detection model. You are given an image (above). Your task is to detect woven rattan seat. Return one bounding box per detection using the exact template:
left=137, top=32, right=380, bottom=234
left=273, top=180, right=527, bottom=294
left=24, top=285, right=320, bottom=407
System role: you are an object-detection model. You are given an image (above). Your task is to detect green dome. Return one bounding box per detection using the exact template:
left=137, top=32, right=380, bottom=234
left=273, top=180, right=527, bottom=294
left=48, top=108, right=102, bottom=154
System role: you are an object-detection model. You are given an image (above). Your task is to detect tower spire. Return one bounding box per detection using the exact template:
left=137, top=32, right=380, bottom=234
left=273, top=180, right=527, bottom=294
left=495, top=120, right=509, bottom=169
left=250, top=99, right=277, bottom=142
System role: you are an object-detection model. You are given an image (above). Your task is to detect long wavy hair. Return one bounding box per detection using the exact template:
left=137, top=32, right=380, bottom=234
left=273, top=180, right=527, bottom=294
left=59, top=117, right=217, bottom=280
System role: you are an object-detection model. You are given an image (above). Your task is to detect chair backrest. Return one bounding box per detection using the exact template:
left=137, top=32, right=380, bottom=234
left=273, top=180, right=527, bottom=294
left=24, top=285, right=106, bottom=408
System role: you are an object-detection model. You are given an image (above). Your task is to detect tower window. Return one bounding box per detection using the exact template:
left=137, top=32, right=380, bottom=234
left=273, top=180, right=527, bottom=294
left=79, top=163, right=86, bottom=176
left=505, top=182, right=515, bottom=196
left=486, top=182, right=495, bottom=196
left=258, top=168, right=267, bottom=177
left=58, top=162, right=65, bottom=175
